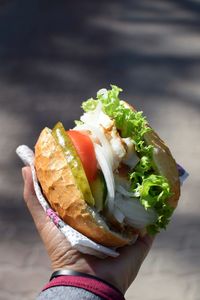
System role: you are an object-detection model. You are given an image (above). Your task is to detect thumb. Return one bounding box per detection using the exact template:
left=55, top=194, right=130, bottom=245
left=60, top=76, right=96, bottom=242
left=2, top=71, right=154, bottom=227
left=114, top=235, right=154, bottom=292
left=119, top=234, right=154, bottom=270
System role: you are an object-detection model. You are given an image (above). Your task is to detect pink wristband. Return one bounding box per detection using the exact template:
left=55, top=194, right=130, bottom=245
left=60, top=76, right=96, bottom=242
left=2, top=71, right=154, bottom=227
left=43, top=275, right=125, bottom=300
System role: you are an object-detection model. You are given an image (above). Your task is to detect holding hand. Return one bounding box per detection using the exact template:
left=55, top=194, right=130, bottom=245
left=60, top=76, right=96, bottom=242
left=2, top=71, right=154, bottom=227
left=22, top=166, right=153, bottom=294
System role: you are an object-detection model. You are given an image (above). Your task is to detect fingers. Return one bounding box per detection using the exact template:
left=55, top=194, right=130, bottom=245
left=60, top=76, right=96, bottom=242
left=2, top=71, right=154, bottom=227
left=22, top=166, right=79, bottom=270
left=134, top=234, right=154, bottom=264
left=22, top=166, right=47, bottom=225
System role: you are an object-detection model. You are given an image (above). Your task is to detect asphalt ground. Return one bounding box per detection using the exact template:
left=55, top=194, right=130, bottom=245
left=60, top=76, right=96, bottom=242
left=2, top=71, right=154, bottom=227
left=0, top=1, right=200, bottom=299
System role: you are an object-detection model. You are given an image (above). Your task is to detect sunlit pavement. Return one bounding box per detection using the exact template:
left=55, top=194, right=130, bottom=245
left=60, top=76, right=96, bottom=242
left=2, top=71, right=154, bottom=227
left=0, top=1, right=200, bottom=299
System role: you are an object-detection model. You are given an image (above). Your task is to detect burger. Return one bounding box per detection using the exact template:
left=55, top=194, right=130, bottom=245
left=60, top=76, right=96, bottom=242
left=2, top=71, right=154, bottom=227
left=34, top=85, right=180, bottom=247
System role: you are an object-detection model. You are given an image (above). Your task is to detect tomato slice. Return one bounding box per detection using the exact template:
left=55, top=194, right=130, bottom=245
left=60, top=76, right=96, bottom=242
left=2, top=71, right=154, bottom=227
left=67, top=130, right=97, bottom=182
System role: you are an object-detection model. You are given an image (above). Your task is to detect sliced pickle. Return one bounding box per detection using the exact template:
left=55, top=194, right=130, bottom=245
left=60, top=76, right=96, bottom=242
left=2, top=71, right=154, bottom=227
left=90, top=171, right=107, bottom=212
left=52, top=122, right=95, bottom=206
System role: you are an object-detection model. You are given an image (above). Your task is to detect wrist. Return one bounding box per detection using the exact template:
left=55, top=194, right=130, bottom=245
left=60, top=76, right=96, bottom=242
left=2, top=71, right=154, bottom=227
left=50, top=269, right=120, bottom=291
left=45, top=271, right=125, bottom=299
left=50, top=250, right=125, bottom=293
left=52, top=265, right=125, bottom=294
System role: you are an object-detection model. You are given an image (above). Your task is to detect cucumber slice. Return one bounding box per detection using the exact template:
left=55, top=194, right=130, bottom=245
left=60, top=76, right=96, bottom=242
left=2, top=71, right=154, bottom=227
left=90, top=172, right=107, bottom=212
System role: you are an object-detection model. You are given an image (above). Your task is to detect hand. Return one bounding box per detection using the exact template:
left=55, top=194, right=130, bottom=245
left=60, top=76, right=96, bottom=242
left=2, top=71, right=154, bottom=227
left=22, top=166, right=153, bottom=294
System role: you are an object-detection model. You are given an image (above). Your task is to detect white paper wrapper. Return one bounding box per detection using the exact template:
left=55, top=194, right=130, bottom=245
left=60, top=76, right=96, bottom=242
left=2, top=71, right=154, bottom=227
left=16, top=145, right=124, bottom=258
left=177, top=164, right=189, bottom=185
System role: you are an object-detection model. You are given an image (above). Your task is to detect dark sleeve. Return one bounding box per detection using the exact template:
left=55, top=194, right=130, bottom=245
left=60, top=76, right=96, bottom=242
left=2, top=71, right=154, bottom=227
left=37, top=275, right=125, bottom=300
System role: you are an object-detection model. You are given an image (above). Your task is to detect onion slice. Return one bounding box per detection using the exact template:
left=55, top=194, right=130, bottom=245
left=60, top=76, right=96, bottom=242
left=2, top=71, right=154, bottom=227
left=116, top=184, right=139, bottom=198
left=115, top=195, right=157, bottom=228
left=113, top=206, right=125, bottom=224
left=94, top=143, right=115, bottom=211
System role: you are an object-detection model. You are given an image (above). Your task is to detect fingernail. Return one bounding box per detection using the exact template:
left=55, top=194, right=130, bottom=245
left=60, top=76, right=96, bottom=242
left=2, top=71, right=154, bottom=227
left=22, top=168, right=27, bottom=182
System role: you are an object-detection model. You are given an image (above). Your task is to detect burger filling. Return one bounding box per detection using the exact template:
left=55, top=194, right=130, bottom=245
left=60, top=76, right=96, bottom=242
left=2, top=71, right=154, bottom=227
left=74, top=85, right=174, bottom=235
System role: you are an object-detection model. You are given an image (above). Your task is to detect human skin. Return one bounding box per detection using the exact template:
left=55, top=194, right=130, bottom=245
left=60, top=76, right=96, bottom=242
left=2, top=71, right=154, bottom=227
left=22, top=166, right=153, bottom=294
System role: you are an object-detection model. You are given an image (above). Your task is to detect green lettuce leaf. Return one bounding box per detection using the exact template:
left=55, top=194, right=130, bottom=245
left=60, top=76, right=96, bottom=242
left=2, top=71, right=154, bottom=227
left=82, top=98, right=98, bottom=112
left=130, top=160, right=173, bottom=234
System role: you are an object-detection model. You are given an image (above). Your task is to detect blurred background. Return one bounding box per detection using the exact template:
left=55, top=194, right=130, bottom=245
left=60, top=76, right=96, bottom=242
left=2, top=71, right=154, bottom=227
left=0, top=1, right=199, bottom=299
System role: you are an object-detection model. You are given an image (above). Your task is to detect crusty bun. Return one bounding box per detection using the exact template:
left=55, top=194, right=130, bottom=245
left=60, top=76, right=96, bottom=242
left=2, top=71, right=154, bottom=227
left=125, top=102, right=180, bottom=209
left=35, top=127, right=134, bottom=247
left=144, top=130, right=180, bottom=208
left=34, top=110, right=180, bottom=247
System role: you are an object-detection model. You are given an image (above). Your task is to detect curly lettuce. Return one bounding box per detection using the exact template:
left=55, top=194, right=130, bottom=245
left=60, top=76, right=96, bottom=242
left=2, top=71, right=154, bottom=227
left=131, top=173, right=173, bottom=234
left=82, top=85, right=174, bottom=234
